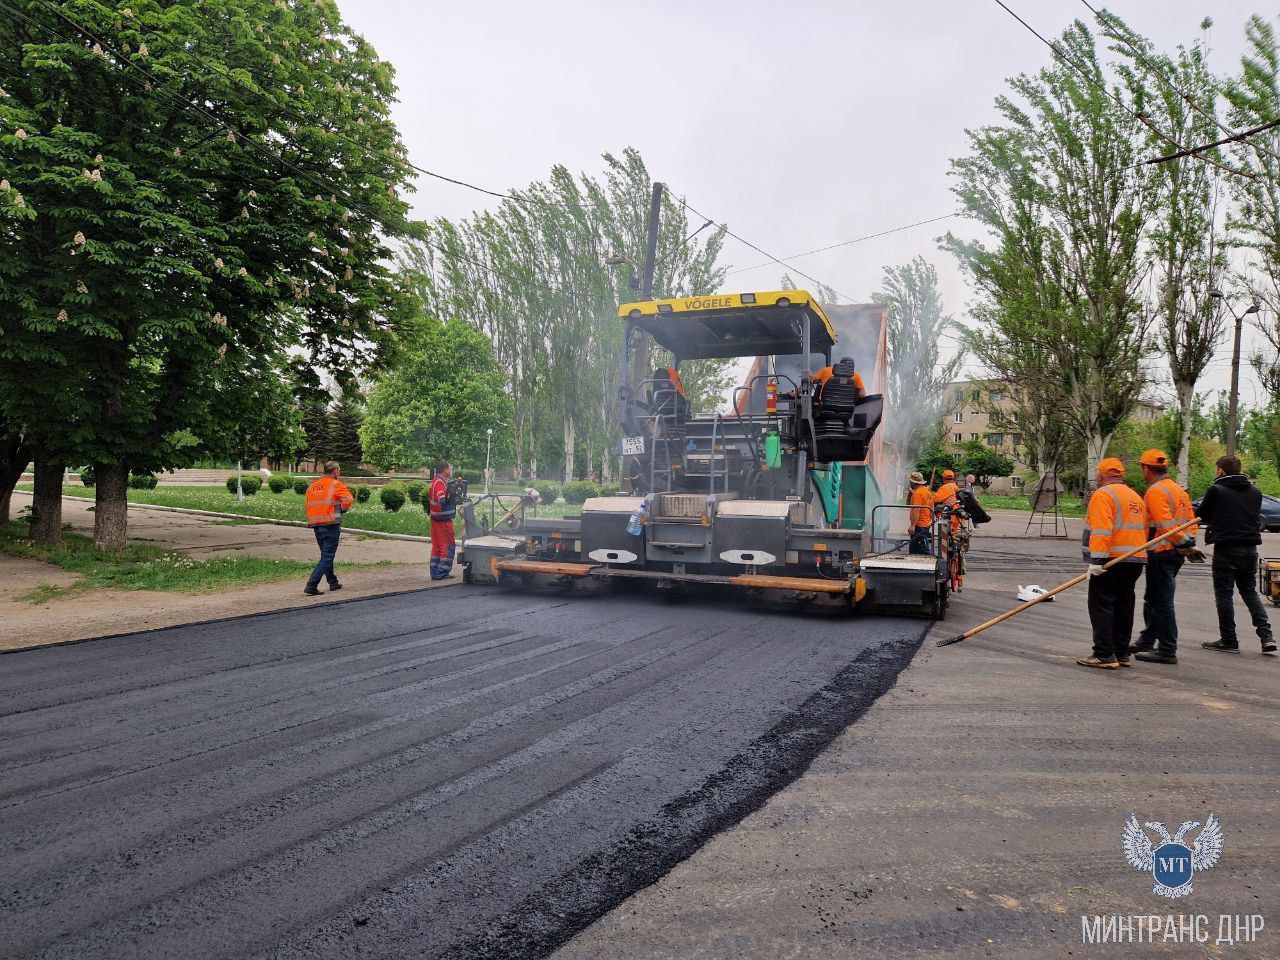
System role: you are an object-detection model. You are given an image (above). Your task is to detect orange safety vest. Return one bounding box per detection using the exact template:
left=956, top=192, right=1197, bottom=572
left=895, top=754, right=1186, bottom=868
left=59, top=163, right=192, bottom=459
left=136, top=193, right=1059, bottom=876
left=659, top=367, right=686, bottom=398
left=1084, top=481, right=1148, bottom=563
left=305, top=476, right=353, bottom=526
left=933, top=481, right=961, bottom=532
left=1144, top=476, right=1196, bottom=553
left=909, top=484, right=934, bottom=529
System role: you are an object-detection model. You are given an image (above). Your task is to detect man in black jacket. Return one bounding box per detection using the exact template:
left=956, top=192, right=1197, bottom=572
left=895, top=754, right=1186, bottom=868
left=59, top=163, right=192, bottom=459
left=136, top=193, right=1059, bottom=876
left=1196, top=455, right=1275, bottom=654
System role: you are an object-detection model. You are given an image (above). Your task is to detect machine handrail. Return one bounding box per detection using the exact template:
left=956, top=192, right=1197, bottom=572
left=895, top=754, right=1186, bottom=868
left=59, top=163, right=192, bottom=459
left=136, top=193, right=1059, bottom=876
left=869, top=502, right=940, bottom=555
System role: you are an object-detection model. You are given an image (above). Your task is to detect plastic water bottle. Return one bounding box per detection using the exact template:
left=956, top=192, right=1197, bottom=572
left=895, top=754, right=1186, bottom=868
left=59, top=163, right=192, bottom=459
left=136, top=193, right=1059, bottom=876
left=626, top=497, right=647, bottom=536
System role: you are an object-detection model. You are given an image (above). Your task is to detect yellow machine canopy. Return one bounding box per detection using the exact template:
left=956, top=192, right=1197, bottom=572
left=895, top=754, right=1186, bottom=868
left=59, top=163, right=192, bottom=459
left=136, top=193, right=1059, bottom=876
left=617, top=290, right=836, bottom=360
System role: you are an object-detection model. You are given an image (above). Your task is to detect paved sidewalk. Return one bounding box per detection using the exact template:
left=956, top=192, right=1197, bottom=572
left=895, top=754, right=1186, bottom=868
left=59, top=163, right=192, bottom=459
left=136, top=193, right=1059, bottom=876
left=557, top=528, right=1280, bottom=959
left=3, top=492, right=444, bottom=649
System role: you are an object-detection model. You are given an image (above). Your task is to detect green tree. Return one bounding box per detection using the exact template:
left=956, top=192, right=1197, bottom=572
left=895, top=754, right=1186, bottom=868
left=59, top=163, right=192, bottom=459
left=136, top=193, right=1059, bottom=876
left=1224, top=16, right=1280, bottom=396
left=1101, top=12, right=1228, bottom=486
left=1243, top=402, right=1280, bottom=476
left=873, top=257, right=965, bottom=470
left=326, top=396, right=365, bottom=467
left=0, top=419, right=27, bottom=525
left=405, top=148, right=726, bottom=481
left=300, top=400, right=331, bottom=467
left=197, top=359, right=305, bottom=472
left=360, top=319, right=513, bottom=472
left=945, top=21, right=1155, bottom=481
left=0, top=0, right=412, bottom=549
left=957, top=439, right=1016, bottom=488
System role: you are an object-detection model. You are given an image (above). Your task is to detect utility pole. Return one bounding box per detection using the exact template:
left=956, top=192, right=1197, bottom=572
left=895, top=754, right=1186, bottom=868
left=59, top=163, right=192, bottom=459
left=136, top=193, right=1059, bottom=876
left=640, top=181, right=664, bottom=299
left=629, top=181, right=665, bottom=391
left=1210, top=289, right=1260, bottom=457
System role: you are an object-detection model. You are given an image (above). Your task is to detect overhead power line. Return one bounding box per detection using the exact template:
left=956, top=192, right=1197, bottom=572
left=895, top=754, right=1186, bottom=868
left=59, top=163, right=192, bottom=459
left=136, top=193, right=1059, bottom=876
left=725, top=214, right=958, bottom=276
left=988, top=0, right=1253, bottom=180
left=6, top=0, right=544, bottom=293
left=1076, top=0, right=1280, bottom=167
left=679, top=198, right=856, bottom=303
left=1147, top=118, right=1280, bottom=166
left=44, top=0, right=528, bottom=205
left=17, top=1, right=899, bottom=315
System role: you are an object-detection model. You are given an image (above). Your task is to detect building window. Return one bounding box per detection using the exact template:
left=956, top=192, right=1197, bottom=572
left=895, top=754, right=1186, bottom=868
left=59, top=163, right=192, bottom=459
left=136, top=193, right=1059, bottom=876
left=954, top=432, right=963, bottom=443
left=990, top=390, right=1004, bottom=402
left=971, top=389, right=981, bottom=402
left=954, top=411, right=963, bottom=423
left=1010, top=433, right=1022, bottom=447
left=987, top=433, right=1004, bottom=447
left=970, top=433, right=980, bottom=441
left=971, top=410, right=982, bottom=418
left=1010, top=476, right=1024, bottom=490
left=955, top=386, right=965, bottom=401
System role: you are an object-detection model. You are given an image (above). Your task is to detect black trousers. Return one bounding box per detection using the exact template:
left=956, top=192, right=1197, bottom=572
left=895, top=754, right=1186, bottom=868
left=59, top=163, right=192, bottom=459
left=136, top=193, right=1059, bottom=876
left=1138, top=552, right=1184, bottom=654
left=1088, top=563, right=1143, bottom=661
left=1211, top=544, right=1273, bottom=646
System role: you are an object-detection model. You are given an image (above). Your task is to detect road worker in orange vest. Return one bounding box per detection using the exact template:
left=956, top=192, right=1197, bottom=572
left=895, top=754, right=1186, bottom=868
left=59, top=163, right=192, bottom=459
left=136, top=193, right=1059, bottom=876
left=428, top=460, right=458, bottom=580
left=933, top=469, right=962, bottom=534
left=304, top=460, right=354, bottom=596
left=812, top=357, right=867, bottom=401
left=1077, top=457, right=1148, bottom=669
left=1129, top=449, right=1199, bottom=665
left=906, top=471, right=934, bottom=555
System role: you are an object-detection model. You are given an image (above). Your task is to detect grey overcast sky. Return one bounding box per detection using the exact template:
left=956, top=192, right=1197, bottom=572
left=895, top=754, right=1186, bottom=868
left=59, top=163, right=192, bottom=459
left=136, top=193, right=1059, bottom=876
left=338, top=0, right=1270, bottom=405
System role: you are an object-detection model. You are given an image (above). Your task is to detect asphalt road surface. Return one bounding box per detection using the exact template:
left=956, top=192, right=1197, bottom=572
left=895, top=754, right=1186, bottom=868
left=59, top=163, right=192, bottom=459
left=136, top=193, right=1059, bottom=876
left=0, top=585, right=924, bottom=959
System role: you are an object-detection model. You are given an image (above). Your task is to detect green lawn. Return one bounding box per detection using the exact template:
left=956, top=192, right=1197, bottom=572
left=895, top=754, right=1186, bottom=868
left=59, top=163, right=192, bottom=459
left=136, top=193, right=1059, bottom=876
left=979, top=493, right=1086, bottom=517
left=0, top=521, right=328, bottom=601
left=17, top=484, right=581, bottom=534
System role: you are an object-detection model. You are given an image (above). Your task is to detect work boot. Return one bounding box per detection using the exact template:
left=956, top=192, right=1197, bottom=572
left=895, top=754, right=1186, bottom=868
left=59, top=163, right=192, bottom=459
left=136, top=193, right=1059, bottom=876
left=1135, top=650, right=1177, bottom=665
left=328, top=582, right=343, bottom=592
left=1128, top=639, right=1155, bottom=655
left=1076, top=656, right=1119, bottom=670
left=1263, top=637, right=1277, bottom=655
left=304, top=586, right=322, bottom=596
left=1201, top=640, right=1239, bottom=653
left=1116, top=657, right=1132, bottom=668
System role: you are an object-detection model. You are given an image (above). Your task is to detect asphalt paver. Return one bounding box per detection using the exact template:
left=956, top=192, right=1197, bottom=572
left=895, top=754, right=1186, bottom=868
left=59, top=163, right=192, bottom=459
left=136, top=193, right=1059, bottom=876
left=0, top=584, right=925, bottom=959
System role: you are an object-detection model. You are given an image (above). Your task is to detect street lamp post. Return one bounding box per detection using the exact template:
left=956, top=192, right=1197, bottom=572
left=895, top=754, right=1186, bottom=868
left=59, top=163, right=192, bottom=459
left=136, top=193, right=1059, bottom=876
left=484, top=428, right=493, bottom=497
left=1208, top=290, right=1261, bottom=457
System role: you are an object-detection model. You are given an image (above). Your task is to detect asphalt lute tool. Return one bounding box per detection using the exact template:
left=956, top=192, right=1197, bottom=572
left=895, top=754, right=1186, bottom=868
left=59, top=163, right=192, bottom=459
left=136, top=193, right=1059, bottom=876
left=936, top=518, right=1199, bottom=647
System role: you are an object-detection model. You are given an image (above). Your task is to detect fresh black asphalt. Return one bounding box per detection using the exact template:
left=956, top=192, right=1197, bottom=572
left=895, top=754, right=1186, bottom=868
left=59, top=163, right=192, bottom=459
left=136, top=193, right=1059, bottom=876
left=0, top=584, right=925, bottom=959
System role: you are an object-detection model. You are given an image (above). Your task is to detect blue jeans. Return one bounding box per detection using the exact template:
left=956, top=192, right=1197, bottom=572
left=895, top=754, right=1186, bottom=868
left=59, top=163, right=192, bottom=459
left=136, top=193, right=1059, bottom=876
left=1137, top=551, right=1183, bottom=654
left=909, top=528, right=932, bottom=555
left=307, top=523, right=342, bottom=589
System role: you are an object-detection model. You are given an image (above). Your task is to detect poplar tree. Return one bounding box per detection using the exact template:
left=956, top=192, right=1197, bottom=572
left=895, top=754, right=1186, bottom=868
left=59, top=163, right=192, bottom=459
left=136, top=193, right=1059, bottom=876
left=406, top=149, right=727, bottom=481
left=1224, top=15, right=1280, bottom=396
left=1105, top=13, right=1228, bottom=486
left=945, top=21, right=1155, bottom=479
left=873, top=257, right=965, bottom=469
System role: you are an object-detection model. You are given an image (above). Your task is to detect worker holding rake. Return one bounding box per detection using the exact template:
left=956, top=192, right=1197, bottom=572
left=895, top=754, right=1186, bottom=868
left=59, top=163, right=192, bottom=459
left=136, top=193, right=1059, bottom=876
left=1077, top=457, right=1148, bottom=670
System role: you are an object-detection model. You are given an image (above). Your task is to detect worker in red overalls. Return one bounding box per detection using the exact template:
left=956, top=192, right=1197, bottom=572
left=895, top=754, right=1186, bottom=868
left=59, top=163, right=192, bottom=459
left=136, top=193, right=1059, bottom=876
left=428, top=459, right=457, bottom=580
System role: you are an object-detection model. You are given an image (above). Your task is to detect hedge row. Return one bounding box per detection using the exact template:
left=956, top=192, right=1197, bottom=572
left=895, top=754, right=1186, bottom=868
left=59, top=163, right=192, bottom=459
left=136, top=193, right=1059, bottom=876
left=527, top=481, right=620, bottom=505
left=78, top=466, right=159, bottom=489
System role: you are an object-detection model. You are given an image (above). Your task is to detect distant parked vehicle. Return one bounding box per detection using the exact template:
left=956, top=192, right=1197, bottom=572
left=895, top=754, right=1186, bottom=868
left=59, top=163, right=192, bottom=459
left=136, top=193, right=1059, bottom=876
left=1192, top=493, right=1280, bottom=534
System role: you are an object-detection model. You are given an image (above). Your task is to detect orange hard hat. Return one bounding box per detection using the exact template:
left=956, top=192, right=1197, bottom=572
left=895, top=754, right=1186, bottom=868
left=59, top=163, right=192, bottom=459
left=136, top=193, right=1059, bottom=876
left=1097, top=457, right=1126, bottom=478
left=942, top=469, right=956, bottom=480
left=1139, top=449, right=1169, bottom=468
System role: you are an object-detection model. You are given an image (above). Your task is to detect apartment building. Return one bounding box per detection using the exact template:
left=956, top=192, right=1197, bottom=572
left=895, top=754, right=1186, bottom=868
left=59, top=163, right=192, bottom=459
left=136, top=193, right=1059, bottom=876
left=944, top=379, right=1166, bottom=494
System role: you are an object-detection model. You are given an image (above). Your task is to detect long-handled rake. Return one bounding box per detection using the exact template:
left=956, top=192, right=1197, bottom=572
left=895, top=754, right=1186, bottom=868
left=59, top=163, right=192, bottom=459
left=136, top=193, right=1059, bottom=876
left=936, top=518, right=1199, bottom=647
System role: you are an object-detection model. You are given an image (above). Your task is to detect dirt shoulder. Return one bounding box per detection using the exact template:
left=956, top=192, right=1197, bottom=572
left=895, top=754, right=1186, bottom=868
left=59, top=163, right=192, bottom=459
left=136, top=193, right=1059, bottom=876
left=557, top=529, right=1280, bottom=959
left=3, top=492, right=446, bottom=650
